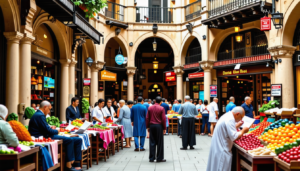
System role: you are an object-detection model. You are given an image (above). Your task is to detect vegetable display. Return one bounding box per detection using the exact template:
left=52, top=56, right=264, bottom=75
left=33, top=137, right=54, bottom=143
left=46, top=116, right=60, bottom=127
left=258, top=100, right=279, bottom=113
left=8, top=120, right=32, bottom=141
left=7, top=113, right=18, bottom=121
left=249, top=147, right=274, bottom=156
left=235, top=134, right=264, bottom=151
left=71, top=119, right=83, bottom=127
left=0, top=149, right=18, bottom=154
left=19, top=141, right=34, bottom=146
left=24, top=107, right=35, bottom=119
left=82, top=98, right=90, bottom=114
left=278, top=146, right=300, bottom=163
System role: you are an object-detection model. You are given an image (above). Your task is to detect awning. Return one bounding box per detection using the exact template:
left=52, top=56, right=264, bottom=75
left=36, top=0, right=103, bottom=44
left=106, top=20, right=128, bottom=29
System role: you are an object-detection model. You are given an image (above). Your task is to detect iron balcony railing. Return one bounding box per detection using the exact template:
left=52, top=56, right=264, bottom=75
left=185, top=1, right=202, bottom=21
left=208, top=0, right=262, bottom=18
left=135, top=7, right=174, bottom=23
left=217, top=45, right=269, bottom=61
left=185, top=47, right=202, bottom=64
left=105, top=1, right=126, bottom=21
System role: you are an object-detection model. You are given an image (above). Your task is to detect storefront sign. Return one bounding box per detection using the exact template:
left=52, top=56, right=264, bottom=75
left=214, top=54, right=271, bottom=67
left=217, top=65, right=272, bottom=77
left=271, top=84, right=282, bottom=96
left=165, top=71, right=176, bottom=77
left=188, top=72, right=204, bottom=79
left=83, top=78, right=91, bottom=86
left=166, top=76, right=176, bottom=82
left=210, top=85, right=217, bottom=97
left=115, top=54, right=124, bottom=65
left=100, top=70, right=117, bottom=81
left=184, top=62, right=199, bottom=69
left=261, top=16, right=271, bottom=31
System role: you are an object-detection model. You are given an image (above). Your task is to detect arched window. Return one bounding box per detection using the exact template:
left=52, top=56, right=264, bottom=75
left=185, top=38, right=202, bottom=64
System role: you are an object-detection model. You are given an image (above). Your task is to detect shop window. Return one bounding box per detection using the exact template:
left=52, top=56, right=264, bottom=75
left=185, top=38, right=202, bottom=64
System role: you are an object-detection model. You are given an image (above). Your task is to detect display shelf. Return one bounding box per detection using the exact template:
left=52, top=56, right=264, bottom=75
left=274, top=156, right=300, bottom=171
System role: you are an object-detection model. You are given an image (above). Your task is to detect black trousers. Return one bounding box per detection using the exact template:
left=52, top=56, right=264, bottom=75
left=182, top=117, right=196, bottom=148
left=149, top=124, right=164, bottom=161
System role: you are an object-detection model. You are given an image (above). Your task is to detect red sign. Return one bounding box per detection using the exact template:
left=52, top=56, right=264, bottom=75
left=261, top=16, right=271, bottom=31
left=168, top=82, right=177, bottom=86
left=214, top=54, right=271, bottom=67
left=165, top=71, right=176, bottom=77
left=166, top=76, right=176, bottom=82
left=271, top=84, right=282, bottom=96
left=184, top=63, right=199, bottom=69
left=188, top=72, right=204, bottom=79
left=83, top=78, right=91, bottom=86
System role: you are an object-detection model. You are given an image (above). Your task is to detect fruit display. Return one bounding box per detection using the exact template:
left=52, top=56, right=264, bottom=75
left=106, top=117, right=113, bottom=123
left=248, top=122, right=272, bottom=136
left=88, top=124, right=109, bottom=131
left=167, top=114, right=181, bottom=119
left=277, top=146, right=300, bottom=163
left=235, top=134, right=264, bottom=150
left=167, top=110, right=176, bottom=114
left=259, top=121, right=300, bottom=151
left=71, top=119, right=83, bottom=127
left=59, top=128, right=70, bottom=132
left=249, top=147, right=274, bottom=156
left=0, top=150, right=18, bottom=154
left=33, top=137, right=54, bottom=142
left=46, top=116, right=60, bottom=127
left=60, top=123, right=69, bottom=128
left=8, top=120, right=32, bottom=141
left=19, top=141, right=34, bottom=146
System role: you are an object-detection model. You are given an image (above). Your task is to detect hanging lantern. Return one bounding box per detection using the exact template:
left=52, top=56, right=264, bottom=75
left=235, top=34, right=243, bottom=43
left=153, top=61, right=159, bottom=69
left=271, top=11, right=283, bottom=29
left=152, top=38, right=157, bottom=51
left=153, top=84, right=158, bottom=88
left=154, top=70, right=157, bottom=74
left=235, top=26, right=239, bottom=32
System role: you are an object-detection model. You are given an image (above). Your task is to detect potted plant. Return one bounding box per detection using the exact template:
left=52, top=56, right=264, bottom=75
left=82, top=98, right=90, bottom=120
left=71, top=0, right=108, bottom=18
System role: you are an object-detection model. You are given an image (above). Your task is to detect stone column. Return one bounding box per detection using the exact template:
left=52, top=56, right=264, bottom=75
left=200, top=61, right=214, bottom=101
left=268, top=45, right=296, bottom=108
left=19, top=34, right=35, bottom=124
left=126, top=67, right=136, bottom=101
left=69, top=58, right=77, bottom=98
left=59, top=59, right=71, bottom=121
left=91, top=61, right=104, bottom=105
left=173, top=66, right=184, bottom=101
left=4, top=32, right=24, bottom=115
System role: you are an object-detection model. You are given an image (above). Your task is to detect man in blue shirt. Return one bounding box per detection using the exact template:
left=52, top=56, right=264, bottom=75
left=143, top=99, right=149, bottom=112
left=172, top=99, right=181, bottom=113
left=66, top=97, right=81, bottom=122
left=161, top=98, right=170, bottom=135
left=241, top=96, right=255, bottom=118
left=226, top=96, right=236, bottom=112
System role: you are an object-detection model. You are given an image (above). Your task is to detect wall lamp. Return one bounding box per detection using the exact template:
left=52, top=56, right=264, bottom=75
left=274, top=59, right=282, bottom=64
left=271, top=11, right=283, bottom=29
left=186, top=23, right=193, bottom=33
left=153, top=24, right=158, bottom=34
left=266, top=62, right=274, bottom=68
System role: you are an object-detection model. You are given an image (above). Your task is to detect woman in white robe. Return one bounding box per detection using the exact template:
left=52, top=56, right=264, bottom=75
left=206, top=107, right=249, bottom=171
left=103, top=99, right=116, bottom=121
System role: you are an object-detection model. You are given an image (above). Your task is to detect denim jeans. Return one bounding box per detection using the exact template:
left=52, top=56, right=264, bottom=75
left=201, top=114, right=210, bottom=134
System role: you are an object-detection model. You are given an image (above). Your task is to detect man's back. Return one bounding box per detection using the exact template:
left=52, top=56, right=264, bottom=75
left=131, top=103, right=147, bottom=122
left=143, top=103, right=149, bottom=111
left=146, top=104, right=166, bottom=129
left=226, top=102, right=236, bottom=112
left=161, top=103, right=169, bottom=114
left=29, top=110, right=58, bottom=138
left=178, top=102, right=198, bottom=118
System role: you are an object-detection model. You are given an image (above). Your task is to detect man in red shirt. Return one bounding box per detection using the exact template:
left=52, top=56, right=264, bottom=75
left=146, top=96, right=167, bottom=162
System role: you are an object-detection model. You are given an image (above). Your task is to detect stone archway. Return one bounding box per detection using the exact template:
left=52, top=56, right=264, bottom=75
left=104, top=32, right=129, bottom=58
left=180, top=31, right=202, bottom=65
left=281, top=0, right=300, bottom=46
left=0, top=0, right=20, bottom=32
left=130, top=32, right=179, bottom=66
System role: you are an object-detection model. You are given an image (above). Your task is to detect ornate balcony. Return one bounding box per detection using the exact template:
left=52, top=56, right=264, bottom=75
left=185, top=1, right=202, bottom=21
left=135, top=7, right=174, bottom=23
left=202, top=0, right=272, bottom=29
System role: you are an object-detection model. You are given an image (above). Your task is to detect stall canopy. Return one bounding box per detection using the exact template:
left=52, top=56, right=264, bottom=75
left=36, top=0, right=103, bottom=44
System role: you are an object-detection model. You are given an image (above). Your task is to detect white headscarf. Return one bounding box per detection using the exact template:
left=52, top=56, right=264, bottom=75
left=0, top=104, right=8, bottom=120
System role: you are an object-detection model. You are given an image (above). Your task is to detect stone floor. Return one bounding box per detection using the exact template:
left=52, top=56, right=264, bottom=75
left=84, top=134, right=212, bottom=171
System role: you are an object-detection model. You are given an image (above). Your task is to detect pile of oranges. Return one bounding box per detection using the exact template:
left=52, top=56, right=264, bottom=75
left=258, top=123, right=300, bottom=151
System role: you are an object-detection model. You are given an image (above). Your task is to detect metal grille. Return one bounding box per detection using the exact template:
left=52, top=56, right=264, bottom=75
left=186, top=47, right=202, bottom=64
left=135, top=6, right=174, bottom=23
left=185, top=1, right=202, bottom=21
left=105, top=1, right=126, bottom=22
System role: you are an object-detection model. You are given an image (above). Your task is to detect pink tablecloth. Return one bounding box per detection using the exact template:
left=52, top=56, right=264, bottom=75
left=99, top=129, right=115, bottom=149
left=120, top=125, right=124, bottom=140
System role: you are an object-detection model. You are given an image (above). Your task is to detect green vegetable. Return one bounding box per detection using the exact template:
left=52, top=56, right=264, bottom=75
left=7, top=113, right=18, bottom=121
left=24, top=107, right=35, bottom=119
left=82, top=98, right=89, bottom=114
left=46, top=116, right=60, bottom=127
left=258, top=100, right=280, bottom=113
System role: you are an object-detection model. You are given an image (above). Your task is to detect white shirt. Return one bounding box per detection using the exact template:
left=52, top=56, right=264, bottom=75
left=196, top=104, right=204, bottom=110
left=200, top=105, right=210, bottom=114
left=103, top=106, right=115, bottom=120
left=73, top=106, right=77, bottom=112
left=206, top=112, right=241, bottom=171
left=209, top=102, right=218, bottom=117
left=92, top=106, right=106, bottom=123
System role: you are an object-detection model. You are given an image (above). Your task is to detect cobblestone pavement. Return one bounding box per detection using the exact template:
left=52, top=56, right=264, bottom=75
left=85, top=134, right=212, bottom=171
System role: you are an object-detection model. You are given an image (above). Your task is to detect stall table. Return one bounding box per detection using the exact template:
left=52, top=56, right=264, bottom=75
left=39, top=140, right=63, bottom=171
left=0, top=147, right=39, bottom=171
left=234, top=144, right=274, bottom=171
left=274, top=157, right=300, bottom=171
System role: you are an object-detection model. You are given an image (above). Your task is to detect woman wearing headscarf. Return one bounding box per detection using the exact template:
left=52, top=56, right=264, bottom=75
left=117, top=100, right=133, bottom=148
left=0, top=104, right=19, bottom=147
left=103, top=99, right=116, bottom=120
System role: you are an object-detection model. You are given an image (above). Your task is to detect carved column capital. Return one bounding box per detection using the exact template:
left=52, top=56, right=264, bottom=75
left=4, top=32, right=24, bottom=43
left=173, top=65, right=184, bottom=76
left=268, top=45, right=296, bottom=59
left=69, top=58, right=77, bottom=67
left=199, top=61, right=215, bottom=71
left=91, top=61, right=105, bottom=72
left=126, top=66, right=136, bottom=76
left=59, top=59, right=71, bottom=67
left=20, top=34, right=35, bottom=44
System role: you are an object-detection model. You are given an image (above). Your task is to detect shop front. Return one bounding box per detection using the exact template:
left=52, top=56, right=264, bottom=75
left=31, top=24, right=60, bottom=116
left=164, top=71, right=176, bottom=102
left=216, top=65, right=273, bottom=115
left=187, top=72, right=204, bottom=102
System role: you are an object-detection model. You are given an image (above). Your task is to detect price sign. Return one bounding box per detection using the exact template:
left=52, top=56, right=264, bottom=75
left=271, top=84, right=282, bottom=96
left=210, top=85, right=217, bottom=97
left=261, top=16, right=271, bottom=31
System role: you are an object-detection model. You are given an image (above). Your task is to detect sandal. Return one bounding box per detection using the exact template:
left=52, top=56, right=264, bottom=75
left=201, top=133, right=205, bottom=136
